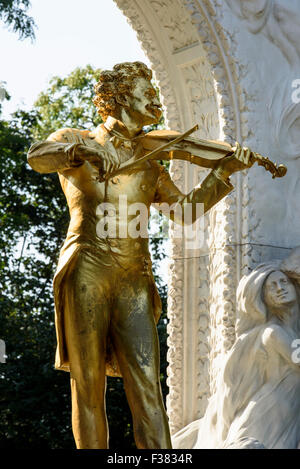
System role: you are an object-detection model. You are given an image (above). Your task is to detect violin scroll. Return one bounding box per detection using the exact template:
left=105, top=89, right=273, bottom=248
left=254, top=153, right=287, bottom=179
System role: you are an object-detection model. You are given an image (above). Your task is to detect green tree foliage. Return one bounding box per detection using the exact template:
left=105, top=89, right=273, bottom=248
left=0, top=65, right=168, bottom=448
left=0, top=111, right=74, bottom=448
left=0, top=0, right=36, bottom=40
left=32, top=65, right=103, bottom=140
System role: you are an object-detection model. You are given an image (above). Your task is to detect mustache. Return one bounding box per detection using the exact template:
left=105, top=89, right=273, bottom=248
left=146, top=103, right=162, bottom=117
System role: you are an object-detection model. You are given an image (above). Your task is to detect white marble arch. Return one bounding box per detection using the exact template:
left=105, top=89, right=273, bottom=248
left=113, top=0, right=300, bottom=436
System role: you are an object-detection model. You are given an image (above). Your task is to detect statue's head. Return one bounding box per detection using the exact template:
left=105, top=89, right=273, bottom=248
left=263, top=270, right=297, bottom=312
left=236, top=250, right=300, bottom=336
left=93, top=61, right=162, bottom=125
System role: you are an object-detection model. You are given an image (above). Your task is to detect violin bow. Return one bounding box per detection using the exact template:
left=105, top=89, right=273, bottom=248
left=105, top=124, right=199, bottom=180
left=104, top=124, right=287, bottom=180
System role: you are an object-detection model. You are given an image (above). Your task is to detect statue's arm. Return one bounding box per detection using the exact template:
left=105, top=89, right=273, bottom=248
left=27, top=140, right=83, bottom=173
left=153, top=165, right=233, bottom=225
left=27, top=128, right=106, bottom=174
left=152, top=142, right=258, bottom=224
left=262, top=325, right=300, bottom=367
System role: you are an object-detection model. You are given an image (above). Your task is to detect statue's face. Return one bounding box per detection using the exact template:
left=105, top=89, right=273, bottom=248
left=126, top=77, right=162, bottom=126
left=264, top=271, right=297, bottom=309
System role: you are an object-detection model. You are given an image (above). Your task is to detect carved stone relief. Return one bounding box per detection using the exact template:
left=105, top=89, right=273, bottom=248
left=173, top=247, right=300, bottom=449
left=150, top=0, right=199, bottom=52
left=182, top=59, right=219, bottom=139
left=217, top=0, right=300, bottom=251
left=225, top=0, right=300, bottom=66
left=184, top=0, right=245, bottom=395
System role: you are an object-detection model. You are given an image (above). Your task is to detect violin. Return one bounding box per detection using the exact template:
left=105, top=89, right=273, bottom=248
left=107, top=124, right=287, bottom=180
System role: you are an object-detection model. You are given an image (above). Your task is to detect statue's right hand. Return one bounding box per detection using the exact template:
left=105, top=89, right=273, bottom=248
left=75, top=144, right=119, bottom=177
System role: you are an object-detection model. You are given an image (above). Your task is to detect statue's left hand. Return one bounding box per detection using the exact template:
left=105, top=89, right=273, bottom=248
left=215, top=143, right=256, bottom=179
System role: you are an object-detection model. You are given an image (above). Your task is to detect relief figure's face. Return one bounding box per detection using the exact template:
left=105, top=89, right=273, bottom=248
left=242, top=0, right=269, bottom=17
left=126, top=77, right=162, bottom=126
left=263, top=270, right=297, bottom=310
left=241, top=0, right=271, bottom=32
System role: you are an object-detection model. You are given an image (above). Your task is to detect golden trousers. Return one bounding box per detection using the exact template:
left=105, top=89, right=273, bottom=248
left=61, top=247, right=172, bottom=449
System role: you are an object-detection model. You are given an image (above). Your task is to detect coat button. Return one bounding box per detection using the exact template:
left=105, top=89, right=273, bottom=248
left=141, top=184, right=147, bottom=191
left=111, top=177, right=120, bottom=184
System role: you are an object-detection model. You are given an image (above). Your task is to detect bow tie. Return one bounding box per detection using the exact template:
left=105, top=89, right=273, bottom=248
left=109, top=135, right=134, bottom=150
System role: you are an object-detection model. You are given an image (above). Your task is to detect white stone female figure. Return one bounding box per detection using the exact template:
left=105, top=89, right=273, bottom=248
left=173, top=249, right=300, bottom=449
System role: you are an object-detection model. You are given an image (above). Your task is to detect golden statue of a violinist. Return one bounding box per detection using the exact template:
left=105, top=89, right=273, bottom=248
left=27, top=61, right=286, bottom=450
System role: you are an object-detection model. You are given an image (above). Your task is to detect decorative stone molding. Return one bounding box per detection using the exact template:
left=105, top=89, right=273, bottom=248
left=150, top=0, right=199, bottom=52
left=225, top=0, right=300, bottom=67
left=182, top=0, right=246, bottom=394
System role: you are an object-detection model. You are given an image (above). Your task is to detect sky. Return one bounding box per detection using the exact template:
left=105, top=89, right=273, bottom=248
left=0, top=0, right=149, bottom=118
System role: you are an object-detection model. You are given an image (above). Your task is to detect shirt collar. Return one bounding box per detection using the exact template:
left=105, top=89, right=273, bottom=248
left=103, top=116, right=145, bottom=142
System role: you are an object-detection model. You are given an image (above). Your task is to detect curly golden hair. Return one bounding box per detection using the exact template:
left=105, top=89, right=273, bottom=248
left=93, top=62, right=152, bottom=121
